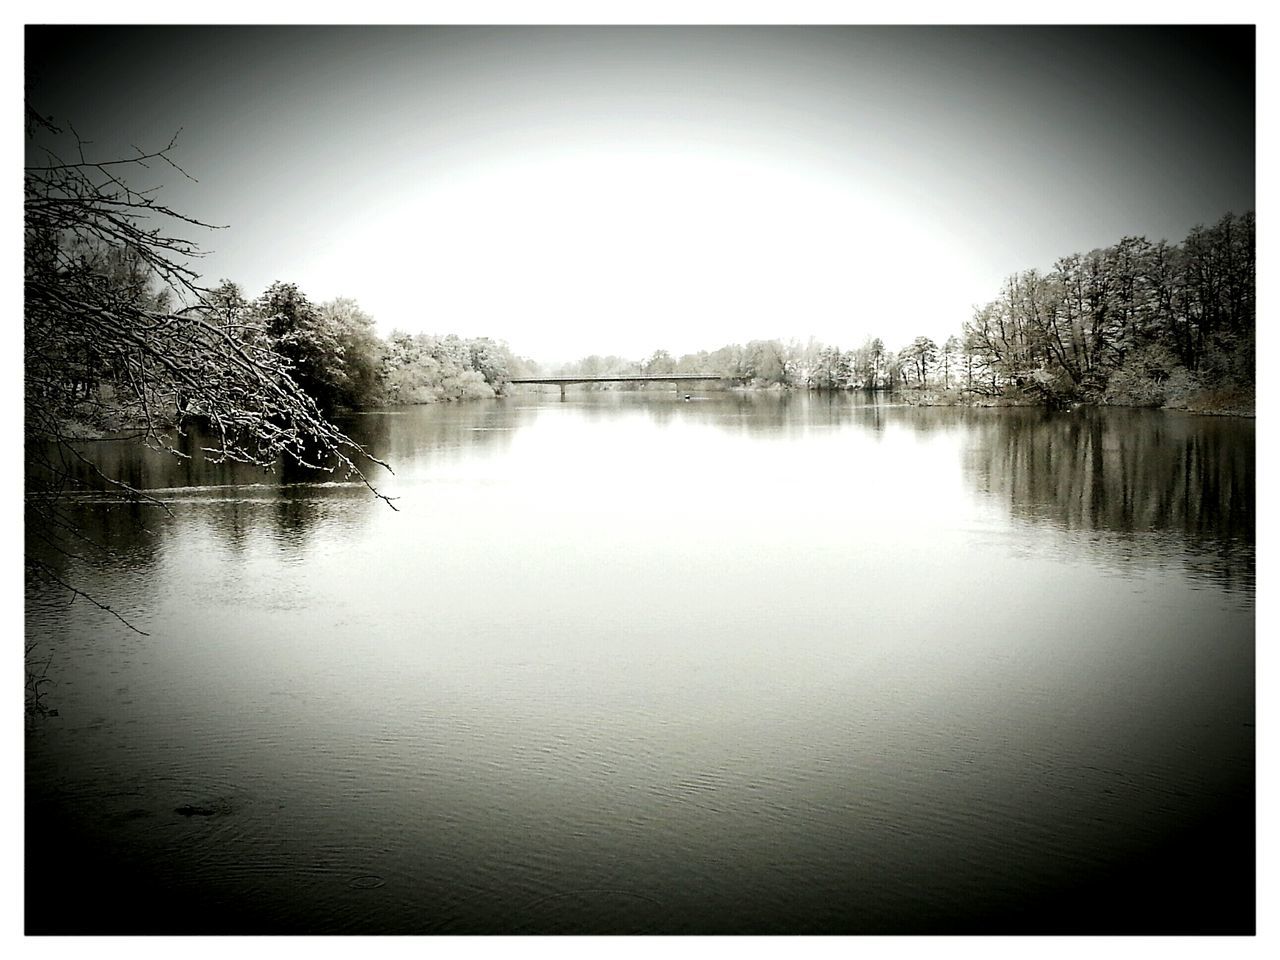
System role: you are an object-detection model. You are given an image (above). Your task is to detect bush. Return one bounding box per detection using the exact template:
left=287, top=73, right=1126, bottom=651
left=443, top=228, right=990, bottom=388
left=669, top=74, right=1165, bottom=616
left=1028, top=366, right=1081, bottom=406
left=441, top=370, right=496, bottom=402
left=1158, top=366, right=1204, bottom=409
left=1101, top=345, right=1188, bottom=407
left=1102, top=367, right=1168, bottom=407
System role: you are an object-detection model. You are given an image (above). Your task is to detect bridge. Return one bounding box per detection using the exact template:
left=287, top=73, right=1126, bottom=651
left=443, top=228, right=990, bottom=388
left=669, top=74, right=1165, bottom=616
left=507, top=374, right=727, bottom=400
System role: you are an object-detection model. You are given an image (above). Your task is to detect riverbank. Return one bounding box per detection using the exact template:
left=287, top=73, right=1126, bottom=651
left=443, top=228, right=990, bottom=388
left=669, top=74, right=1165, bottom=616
left=893, top=386, right=1255, bottom=418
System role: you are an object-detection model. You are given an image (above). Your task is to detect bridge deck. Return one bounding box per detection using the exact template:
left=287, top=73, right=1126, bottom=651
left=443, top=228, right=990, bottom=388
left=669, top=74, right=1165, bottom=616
left=508, top=375, right=725, bottom=384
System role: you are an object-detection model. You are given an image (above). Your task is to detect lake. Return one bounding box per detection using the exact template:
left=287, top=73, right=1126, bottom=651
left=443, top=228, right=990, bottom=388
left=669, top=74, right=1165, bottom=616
left=24, top=391, right=1255, bottom=934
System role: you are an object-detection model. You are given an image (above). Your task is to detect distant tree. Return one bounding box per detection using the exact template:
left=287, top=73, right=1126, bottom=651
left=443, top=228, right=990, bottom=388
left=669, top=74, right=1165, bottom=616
left=379, top=331, right=515, bottom=403
left=253, top=282, right=347, bottom=412
left=744, top=339, right=794, bottom=386
left=958, top=212, right=1253, bottom=405
left=467, top=337, right=513, bottom=393
left=809, top=343, right=851, bottom=390
left=708, top=343, right=749, bottom=381
left=796, top=337, right=822, bottom=388
left=901, top=336, right=938, bottom=388
left=643, top=349, right=676, bottom=376
left=941, top=335, right=961, bottom=389
left=809, top=344, right=836, bottom=390
left=863, top=337, right=886, bottom=389
left=675, top=351, right=710, bottom=375
left=248, top=289, right=383, bottom=411
left=205, top=279, right=252, bottom=335
left=319, top=296, right=384, bottom=409
left=381, top=331, right=441, bottom=403
left=834, top=348, right=855, bottom=389
left=883, top=349, right=907, bottom=391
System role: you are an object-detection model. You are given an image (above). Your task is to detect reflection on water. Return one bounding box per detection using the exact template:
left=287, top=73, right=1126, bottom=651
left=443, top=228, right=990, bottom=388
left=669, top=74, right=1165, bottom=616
left=963, top=407, right=1254, bottom=590
left=31, top=396, right=1254, bottom=593
left=26, top=394, right=1254, bottom=934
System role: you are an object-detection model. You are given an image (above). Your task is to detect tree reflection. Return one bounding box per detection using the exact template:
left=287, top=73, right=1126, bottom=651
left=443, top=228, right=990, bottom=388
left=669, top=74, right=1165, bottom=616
left=565, top=389, right=898, bottom=438
left=27, top=400, right=1255, bottom=632
left=25, top=415, right=393, bottom=585
left=961, top=408, right=1254, bottom=589
left=360, top=402, right=524, bottom=464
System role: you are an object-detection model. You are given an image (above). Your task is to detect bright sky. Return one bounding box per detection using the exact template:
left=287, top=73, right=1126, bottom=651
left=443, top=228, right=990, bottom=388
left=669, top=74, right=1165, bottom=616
left=25, top=24, right=1254, bottom=364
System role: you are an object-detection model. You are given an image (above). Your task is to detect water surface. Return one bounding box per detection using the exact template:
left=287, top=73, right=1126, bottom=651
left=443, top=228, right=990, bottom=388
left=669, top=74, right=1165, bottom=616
left=25, top=393, right=1255, bottom=933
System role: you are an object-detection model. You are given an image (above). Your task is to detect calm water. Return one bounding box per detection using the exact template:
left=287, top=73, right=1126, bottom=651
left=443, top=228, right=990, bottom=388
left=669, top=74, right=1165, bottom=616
left=25, top=392, right=1255, bottom=934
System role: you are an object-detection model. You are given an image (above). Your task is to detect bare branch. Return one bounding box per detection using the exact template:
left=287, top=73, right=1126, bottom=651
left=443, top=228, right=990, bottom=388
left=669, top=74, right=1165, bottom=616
left=25, top=114, right=400, bottom=646
left=26, top=558, right=149, bottom=636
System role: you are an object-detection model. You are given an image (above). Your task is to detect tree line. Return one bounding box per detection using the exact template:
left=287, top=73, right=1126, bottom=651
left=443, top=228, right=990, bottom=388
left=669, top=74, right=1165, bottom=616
left=40, top=208, right=1255, bottom=427
left=45, top=196, right=1253, bottom=422
left=551, top=212, right=1254, bottom=411
left=201, top=280, right=533, bottom=412
left=961, top=211, right=1254, bottom=407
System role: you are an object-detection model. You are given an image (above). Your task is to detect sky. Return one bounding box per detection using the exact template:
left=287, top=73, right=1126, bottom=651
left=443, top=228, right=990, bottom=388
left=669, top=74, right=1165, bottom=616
left=24, top=25, right=1255, bottom=364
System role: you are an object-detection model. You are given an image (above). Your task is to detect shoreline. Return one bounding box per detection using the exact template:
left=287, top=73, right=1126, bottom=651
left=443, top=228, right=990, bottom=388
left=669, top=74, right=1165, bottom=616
left=44, top=384, right=1258, bottom=442
left=887, top=388, right=1256, bottom=419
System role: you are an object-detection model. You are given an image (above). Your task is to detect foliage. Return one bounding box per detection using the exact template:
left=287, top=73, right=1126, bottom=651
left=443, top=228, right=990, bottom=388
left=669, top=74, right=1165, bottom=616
left=252, top=282, right=346, bottom=412
left=467, top=337, right=515, bottom=393
left=643, top=349, right=677, bottom=376
left=380, top=331, right=521, bottom=403
left=940, top=336, right=962, bottom=389
left=318, top=296, right=385, bottom=410
left=899, top=337, right=939, bottom=387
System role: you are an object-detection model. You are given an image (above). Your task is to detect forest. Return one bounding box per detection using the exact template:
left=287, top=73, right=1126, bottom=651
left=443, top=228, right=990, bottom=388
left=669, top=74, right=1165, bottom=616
left=551, top=212, right=1255, bottom=415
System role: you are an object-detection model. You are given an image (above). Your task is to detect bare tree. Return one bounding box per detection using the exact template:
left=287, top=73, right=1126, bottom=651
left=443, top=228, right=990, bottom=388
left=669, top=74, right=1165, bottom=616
left=24, top=108, right=395, bottom=635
